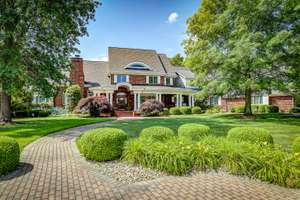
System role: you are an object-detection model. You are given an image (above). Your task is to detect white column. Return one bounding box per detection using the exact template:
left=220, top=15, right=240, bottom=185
left=176, top=94, right=179, bottom=107
left=109, top=93, right=113, bottom=105
left=137, top=93, right=141, bottom=111
left=179, top=94, right=183, bottom=107
left=192, top=95, right=195, bottom=107
left=159, top=93, right=162, bottom=102
left=189, top=95, right=192, bottom=106
left=134, top=93, right=137, bottom=111
left=156, top=93, right=159, bottom=101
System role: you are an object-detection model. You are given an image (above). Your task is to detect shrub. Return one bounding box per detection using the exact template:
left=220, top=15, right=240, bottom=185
left=74, top=96, right=114, bottom=117
left=289, top=107, right=300, bottom=113
left=0, top=136, right=20, bottom=175
left=140, top=126, right=174, bottom=142
left=251, top=104, right=259, bottom=113
left=38, top=110, right=51, bottom=117
left=65, top=85, right=81, bottom=112
left=169, top=107, right=181, bottom=115
left=162, top=108, right=169, bottom=116
left=292, top=137, right=300, bottom=154
left=227, top=127, right=273, bottom=145
left=122, top=138, right=194, bottom=175
left=180, top=106, right=192, bottom=115
left=192, top=106, right=202, bottom=114
left=206, top=106, right=221, bottom=114
left=77, top=128, right=127, bottom=161
left=258, top=105, right=266, bottom=113
left=265, top=105, right=279, bottom=113
left=140, top=100, right=164, bottom=117
left=178, top=123, right=211, bottom=141
left=233, top=106, right=244, bottom=113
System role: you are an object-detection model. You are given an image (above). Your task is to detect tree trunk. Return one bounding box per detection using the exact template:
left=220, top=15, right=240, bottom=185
left=244, top=86, right=252, bottom=115
left=0, top=89, right=12, bottom=123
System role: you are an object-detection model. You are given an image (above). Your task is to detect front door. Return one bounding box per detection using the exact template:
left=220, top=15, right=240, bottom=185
left=116, top=92, right=128, bottom=110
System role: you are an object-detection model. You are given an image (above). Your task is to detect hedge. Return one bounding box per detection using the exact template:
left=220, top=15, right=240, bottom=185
left=140, top=126, right=174, bottom=142
left=0, top=136, right=20, bottom=175
left=178, top=123, right=211, bottom=141
left=192, top=106, right=202, bottom=114
left=77, top=128, right=127, bottom=161
left=180, top=106, right=192, bottom=115
left=169, top=107, right=181, bottom=115
left=292, top=137, right=300, bottom=154
left=227, top=127, right=273, bottom=145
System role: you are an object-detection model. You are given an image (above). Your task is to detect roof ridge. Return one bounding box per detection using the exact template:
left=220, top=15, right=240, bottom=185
left=108, top=46, right=157, bottom=52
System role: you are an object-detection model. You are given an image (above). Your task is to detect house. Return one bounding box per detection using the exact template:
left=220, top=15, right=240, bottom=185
left=53, top=47, right=198, bottom=113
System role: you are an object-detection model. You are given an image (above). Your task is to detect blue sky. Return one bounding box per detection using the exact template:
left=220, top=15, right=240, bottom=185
left=77, top=0, right=201, bottom=60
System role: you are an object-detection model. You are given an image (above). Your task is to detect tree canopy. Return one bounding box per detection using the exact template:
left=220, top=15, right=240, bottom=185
left=184, top=0, right=300, bottom=115
left=0, top=0, right=99, bottom=122
left=170, top=53, right=184, bottom=66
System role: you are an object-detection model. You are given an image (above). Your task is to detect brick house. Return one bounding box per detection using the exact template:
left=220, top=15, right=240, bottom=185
left=53, top=47, right=197, bottom=112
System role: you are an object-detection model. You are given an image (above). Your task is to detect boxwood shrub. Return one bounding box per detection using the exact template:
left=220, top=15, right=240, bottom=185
left=162, top=108, right=169, bottom=116
left=169, top=107, right=181, bottom=115
left=227, top=127, right=273, bottom=145
left=232, top=106, right=244, bottom=113
left=178, top=123, right=211, bottom=141
left=0, top=136, right=20, bottom=175
left=77, top=128, right=127, bottom=161
left=180, top=106, right=192, bottom=115
left=292, top=137, right=300, bottom=154
left=290, top=107, right=300, bottom=113
left=192, top=106, right=202, bottom=114
left=140, top=126, right=174, bottom=142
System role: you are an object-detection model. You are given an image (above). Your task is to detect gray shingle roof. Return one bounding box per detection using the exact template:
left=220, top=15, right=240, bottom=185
left=83, top=60, right=110, bottom=87
left=173, top=66, right=195, bottom=79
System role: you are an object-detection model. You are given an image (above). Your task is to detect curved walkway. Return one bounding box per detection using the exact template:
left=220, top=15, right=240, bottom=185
left=0, top=121, right=299, bottom=200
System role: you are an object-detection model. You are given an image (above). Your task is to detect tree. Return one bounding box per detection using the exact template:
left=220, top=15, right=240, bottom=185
left=184, top=0, right=300, bottom=115
left=170, top=53, right=184, bottom=66
left=0, top=0, right=99, bottom=123
left=65, top=85, right=81, bottom=112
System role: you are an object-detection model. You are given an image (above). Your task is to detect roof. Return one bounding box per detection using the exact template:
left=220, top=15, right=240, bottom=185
left=173, top=66, right=195, bottom=79
left=108, top=47, right=167, bottom=76
left=83, top=60, right=110, bottom=87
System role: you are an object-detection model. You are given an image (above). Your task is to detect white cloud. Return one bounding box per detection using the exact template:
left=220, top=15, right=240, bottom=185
left=168, top=12, right=179, bottom=24
left=89, top=56, right=108, bottom=61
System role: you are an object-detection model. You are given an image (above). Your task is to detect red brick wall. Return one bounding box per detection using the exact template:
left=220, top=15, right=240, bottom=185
left=221, top=97, right=245, bottom=112
left=269, top=96, right=294, bottom=112
left=53, top=87, right=65, bottom=107
left=160, top=76, right=164, bottom=86
left=130, top=75, right=146, bottom=85
left=70, top=57, right=85, bottom=97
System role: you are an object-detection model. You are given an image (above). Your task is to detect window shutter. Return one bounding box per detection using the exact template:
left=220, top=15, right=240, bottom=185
left=126, top=75, right=129, bottom=82
left=157, top=76, right=161, bottom=84
left=170, top=78, right=173, bottom=85
left=114, top=75, right=117, bottom=83
left=146, top=76, right=149, bottom=84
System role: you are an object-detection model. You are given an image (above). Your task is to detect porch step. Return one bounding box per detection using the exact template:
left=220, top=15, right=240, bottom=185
left=115, top=111, right=137, bottom=117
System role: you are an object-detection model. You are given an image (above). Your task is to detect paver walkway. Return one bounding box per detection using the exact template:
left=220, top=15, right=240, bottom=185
left=0, top=121, right=299, bottom=200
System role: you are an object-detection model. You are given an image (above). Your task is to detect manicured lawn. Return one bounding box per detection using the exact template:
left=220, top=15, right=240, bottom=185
left=107, top=113, right=300, bottom=150
left=0, top=116, right=112, bottom=150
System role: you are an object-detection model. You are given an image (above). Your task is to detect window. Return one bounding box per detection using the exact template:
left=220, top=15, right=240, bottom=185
left=124, top=62, right=151, bottom=70
left=117, top=75, right=127, bottom=83
left=251, top=96, right=263, bottom=104
left=149, top=76, right=158, bottom=85
left=209, top=96, right=219, bottom=105
left=166, top=77, right=172, bottom=85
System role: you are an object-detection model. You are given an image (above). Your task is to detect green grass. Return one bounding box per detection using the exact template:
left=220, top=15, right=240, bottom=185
left=107, top=113, right=300, bottom=150
left=0, top=116, right=112, bottom=150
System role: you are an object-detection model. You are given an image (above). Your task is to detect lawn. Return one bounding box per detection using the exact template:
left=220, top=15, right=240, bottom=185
left=0, top=116, right=112, bottom=150
left=106, top=113, right=300, bottom=150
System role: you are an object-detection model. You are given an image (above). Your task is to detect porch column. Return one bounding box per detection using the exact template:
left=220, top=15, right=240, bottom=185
left=189, top=95, right=192, bottom=106
left=179, top=94, right=183, bottom=107
left=156, top=93, right=159, bottom=101
left=109, top=93, right=113, bottom=105
left=159, top=93, right=162, bottom=102
left=176, top=94, right=179, bottom=107
left=137, top=93, right=141, bottom=111
left=134, top=93, right=137, bottom=111
left=191, top=95, right=195, bottom=107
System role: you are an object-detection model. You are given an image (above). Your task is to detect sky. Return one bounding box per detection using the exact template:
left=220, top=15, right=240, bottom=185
left=77, top=0, right=201, bottom=61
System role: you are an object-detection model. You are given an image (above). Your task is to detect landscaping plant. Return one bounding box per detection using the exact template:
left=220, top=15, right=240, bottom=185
left=140, top=100, right=164, bottom=117
left=180, top=106, right=192, bottom=115
left=292, top=137, right=300, bottom=154
left=77, top=128, right=127, bottom=161
left=0, top=136, right=20, bottom=175
left=191, top=106, right=202, bottom=114
left=169, top=107, right=181, bottom=115
left=178, top=123, right=211, bottom=141
left=140, top=126, right=174, bottom=142
left=65, top=85, right=81, bottom=112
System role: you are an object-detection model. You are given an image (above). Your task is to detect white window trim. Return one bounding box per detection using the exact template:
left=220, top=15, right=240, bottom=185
left=113, top=75, right=117, bottom=83
left=146, top=76, right=149, bottom=84
left=157, top=76, right=160, bottom=84
left=124, top=62, right=152, bottom=70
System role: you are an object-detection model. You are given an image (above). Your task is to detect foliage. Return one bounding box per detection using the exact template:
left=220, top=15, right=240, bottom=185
left=231, top=106, right=244, bottom=113
left=0, top=136, right=20, bottom=175
left=180, top=106, right=192, bottom=115
left=178, top=123, right=211, bottom=141
left=65, top=85, right=81, bottom=112
left=140, top=100, right=164, bottom=117
left=0, top=0, right=99, bottom=122
left=77, top=128, right=127, bottom=161
left=184, top=0, right=300, bottom=115
left=170, top=53, right=184, bottom=66
left=169, top=107, right=182, bottom=115
left=227, top=127, right=274, bottom=146
left=74, top=96, right=114, bottom=117
left=12, top=109, right=51, bottom=118
left=289, top=107, right=300, bottom=113
left=205, top=106, right=221, bottom=114
left=162, top=108, right=169, bottom=116
left=234, top=105, right=279, bottom=113
left=292, top=137, right=300, bottom=154
left=140, top=126, right=174, bottom=142
left=265, top=105, right=279, bottom=113
left=192, top=106, right=202, bottom=114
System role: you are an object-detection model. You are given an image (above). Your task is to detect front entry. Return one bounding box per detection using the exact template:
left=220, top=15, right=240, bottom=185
left=113, top=86, right=134, bottom=111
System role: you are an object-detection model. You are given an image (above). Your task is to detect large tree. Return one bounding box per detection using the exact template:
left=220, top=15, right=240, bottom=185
left=184, top=0, right=300, bottom=115
left=170, top=53, right=184, bottom=66
left=0, top=0, right=99, bottom=123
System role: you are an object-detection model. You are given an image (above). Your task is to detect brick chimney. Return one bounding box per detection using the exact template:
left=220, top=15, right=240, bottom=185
left=70, top=56, right=86, bottom=97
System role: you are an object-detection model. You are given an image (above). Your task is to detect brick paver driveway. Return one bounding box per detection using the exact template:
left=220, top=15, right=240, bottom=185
left=0, top=121, right=299, bottom=200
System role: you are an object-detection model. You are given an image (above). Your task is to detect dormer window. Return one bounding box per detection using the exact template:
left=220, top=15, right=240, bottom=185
left=124, top=62, right=151, bottom=70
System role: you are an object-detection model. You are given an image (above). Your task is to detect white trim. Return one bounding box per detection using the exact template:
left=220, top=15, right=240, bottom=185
left=113, top=75, right=117, bottom=83
left=146, top=76, right=149, bottom=84
left=157, top=76, right=161, bottom=84
left=170, top=78, right=173, bottom=86
left=124, top=62, right=152, bottom=70
left=115, top=82, right=132, bottom=91
left=126, top=75, right=129, bottom=82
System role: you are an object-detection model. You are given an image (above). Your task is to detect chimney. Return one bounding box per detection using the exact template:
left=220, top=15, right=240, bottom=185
left=70, top=56, right=85, bottom=97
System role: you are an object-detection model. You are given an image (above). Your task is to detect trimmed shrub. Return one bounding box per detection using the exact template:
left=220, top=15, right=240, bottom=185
left=192, top=106, right=202, bottom=114
left=251, top=104, right=259, bottom=113
left=0, top=136, right=20, bottom=175
left=266, top=105, right=279, bottom=113
left=178, top=123, right=211, bottom=141
left=140, top=100, right=164, bottom=117
left=292, top=137, right=300, bottom=154
left=289, top=107, right=300, bottom=113
left=233, top=106, right=244, bottom=113
left=122, top=138, right=194, bottom=175
left=65, top=85, right=81, bottom=112
left=180, top=106, right=192, bottom=115
left=38, top=110, right=51, bottom=117
left=169, top=107, right=181, bottom=115
left=162, top=108, right=169, bottom=116
left=74, top=96, right=114, bottom=117
left=227, top=127, right=273, bottom=145
left=140, top=126, right=174, bottom=142
left=77, top=128, right=127, bottom=161
left=258, top=105, right=266, bottom=113
left=206, top=106, right=221, bottom=114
